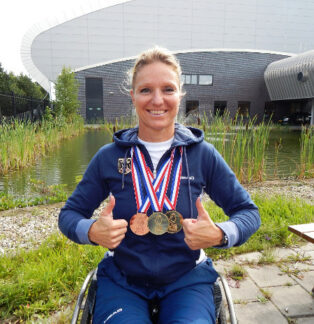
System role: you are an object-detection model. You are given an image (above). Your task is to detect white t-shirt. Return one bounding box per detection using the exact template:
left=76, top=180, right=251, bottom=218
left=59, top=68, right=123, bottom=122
left=138, top=137, right=174, bottom=171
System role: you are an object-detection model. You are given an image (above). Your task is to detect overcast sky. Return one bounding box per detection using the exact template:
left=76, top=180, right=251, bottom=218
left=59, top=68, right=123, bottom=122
left=0, top=0, right=104, bottom=76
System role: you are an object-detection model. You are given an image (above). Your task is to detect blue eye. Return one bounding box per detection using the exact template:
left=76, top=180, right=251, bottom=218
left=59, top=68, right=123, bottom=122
left=164, top=87, right=175, bottom=93
left=140, top=88, right=150, bottom=93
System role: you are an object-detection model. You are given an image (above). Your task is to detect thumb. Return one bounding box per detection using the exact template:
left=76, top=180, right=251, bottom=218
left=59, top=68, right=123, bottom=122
left=100, top=195, right=115, bottom=218
left=196, top=197, right=211, bottom=221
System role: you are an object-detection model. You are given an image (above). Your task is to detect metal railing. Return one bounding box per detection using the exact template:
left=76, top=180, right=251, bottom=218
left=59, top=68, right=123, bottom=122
left=0, top=92, right=50, bottom=122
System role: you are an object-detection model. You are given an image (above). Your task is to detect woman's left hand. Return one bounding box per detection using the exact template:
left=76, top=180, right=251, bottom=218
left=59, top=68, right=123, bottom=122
left=182, top=197, right=224, bottom=250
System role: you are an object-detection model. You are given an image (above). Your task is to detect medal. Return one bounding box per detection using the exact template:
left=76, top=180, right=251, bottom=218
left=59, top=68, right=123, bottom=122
left=131, top=146, right=175, bottom=235
left=131, top=146, right=184, bottom=236
left=130, top=213, right=149, bottom=236
left=148, top=212, right=169, bottom=235
left=163, top=148, right=184, bottom=233
left=166, top=210, right=183, bottom=234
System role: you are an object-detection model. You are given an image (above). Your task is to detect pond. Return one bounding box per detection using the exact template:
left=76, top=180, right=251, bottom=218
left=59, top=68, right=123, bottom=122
left=0, top=128, right=301, bottom=198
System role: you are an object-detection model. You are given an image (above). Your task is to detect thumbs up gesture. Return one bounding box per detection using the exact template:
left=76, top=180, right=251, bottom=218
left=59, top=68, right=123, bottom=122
left=182, top=197, right=224, bottom=250
left=88, top=195, right=128, bottom=249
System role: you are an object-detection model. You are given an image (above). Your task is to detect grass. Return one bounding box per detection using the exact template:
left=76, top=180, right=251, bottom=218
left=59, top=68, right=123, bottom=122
left=257, top=248, right=276, bottom=265
left=0, top=233, right=105, bottom=322
left=227, top=264, right=247, bottom=281
left=0, top=194, right=312, bottom=322
left=205, top=193, right=314, bottom=260
left=259, top=288, right=272, bottom=302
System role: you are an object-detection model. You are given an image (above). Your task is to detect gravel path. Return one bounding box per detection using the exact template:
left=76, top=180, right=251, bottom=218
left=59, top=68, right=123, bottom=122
left=0, top=179, right=313, bottom=255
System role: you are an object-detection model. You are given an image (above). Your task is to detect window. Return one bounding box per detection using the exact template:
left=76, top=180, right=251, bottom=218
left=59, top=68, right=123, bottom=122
left=191, top=75, right=197, bottom=85
left=186, top=100, right=199, bottom=116
left=181, top=74, right=213, bottom=85
left=214, top=101, right=227, bottom=116
left=182, top=74, right=198, bottom=85
left=237, top=101, right=250, bottom=118
left=199, top=75, right=213, bottom=85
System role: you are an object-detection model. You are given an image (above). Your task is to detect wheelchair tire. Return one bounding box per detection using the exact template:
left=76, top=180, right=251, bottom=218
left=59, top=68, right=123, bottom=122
left=217, top=304, right=227, bottom=324
left=80, top=277, right=97, bottom=324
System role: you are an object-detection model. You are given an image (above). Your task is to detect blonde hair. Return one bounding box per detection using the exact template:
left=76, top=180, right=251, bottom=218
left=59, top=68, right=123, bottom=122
left=130, top=47, right=182, bottom=91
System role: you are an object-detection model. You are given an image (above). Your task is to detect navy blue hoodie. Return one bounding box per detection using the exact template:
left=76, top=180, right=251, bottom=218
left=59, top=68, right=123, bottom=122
left=59, top=124, right=260, bottom=286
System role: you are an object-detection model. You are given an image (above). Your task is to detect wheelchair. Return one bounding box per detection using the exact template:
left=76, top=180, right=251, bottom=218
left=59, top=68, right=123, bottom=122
left=71, top=268, right=237, bottom=324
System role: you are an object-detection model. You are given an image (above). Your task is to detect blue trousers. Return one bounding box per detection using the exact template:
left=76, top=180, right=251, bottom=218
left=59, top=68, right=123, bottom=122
left=92, top=259, right=217, bottom=324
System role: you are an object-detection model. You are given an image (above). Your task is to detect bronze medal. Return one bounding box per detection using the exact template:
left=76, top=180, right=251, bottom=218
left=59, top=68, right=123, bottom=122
left=148, top=212, right=169, bottom=235
left=166, top=210, right=183, bottom=234
left=130, top=213, right=149, bottom=236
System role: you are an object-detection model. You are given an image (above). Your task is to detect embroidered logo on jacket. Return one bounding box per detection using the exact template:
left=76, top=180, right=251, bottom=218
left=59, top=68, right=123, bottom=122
left=118, top=158, right=131, bottom=174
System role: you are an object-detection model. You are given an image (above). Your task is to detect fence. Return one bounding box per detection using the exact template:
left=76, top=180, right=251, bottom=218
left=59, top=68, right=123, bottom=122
left=0, top=92, right=51, bottom=122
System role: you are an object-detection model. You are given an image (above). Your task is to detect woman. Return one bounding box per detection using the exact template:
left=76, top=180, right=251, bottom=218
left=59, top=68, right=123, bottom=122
left=59, top=47, right=260, bottom=323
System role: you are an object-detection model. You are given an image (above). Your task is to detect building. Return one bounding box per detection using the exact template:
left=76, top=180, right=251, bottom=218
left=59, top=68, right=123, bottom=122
left=22, top=0, right=314, bottom=123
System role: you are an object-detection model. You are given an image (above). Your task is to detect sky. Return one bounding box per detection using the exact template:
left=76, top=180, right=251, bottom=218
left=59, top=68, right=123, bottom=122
left=0, top=0, right=102, bottom=76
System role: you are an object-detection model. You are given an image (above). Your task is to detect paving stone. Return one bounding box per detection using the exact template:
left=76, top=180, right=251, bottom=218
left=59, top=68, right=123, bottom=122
left=294, top=316, right=314, bottom=323
left=293, top=243, right=314, bottom=253
left=268, top=285, right=314, bottom=317
left=302, top=251, right=314, bottom=265
left=292, top=262, right=314, bottom=272
left=246, top=265, right=295, bottom=287
left=234, top=301, right=287, bottom=324
left=213, top=260, right=233, bottom=274
left=229, top=277, right=263, bottom=302
left=294, top=270, right=314, bottom=294
left=273, top=247, right=297, bottom=260
left=232, top=252, right=262, bottom=264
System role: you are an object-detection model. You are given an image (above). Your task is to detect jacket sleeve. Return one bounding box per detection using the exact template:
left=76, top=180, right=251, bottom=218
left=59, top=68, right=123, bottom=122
left=58, top=151, right=110, bottom=244
left=204, top=143, right=261, bottom=247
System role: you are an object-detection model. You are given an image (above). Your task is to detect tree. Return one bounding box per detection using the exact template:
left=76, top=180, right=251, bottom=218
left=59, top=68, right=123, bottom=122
left=54, top=66, right=80, bottom=120
left=16, top=74, right=47, bottom=99
left=0, top=64, right=48, bottom=98
left=0, top=63, right=10, bottom=93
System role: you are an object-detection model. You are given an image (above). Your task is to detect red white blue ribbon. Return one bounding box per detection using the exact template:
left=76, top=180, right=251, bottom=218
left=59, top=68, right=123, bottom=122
left=131, top=146, right=182, bottom=213
left=131, top=146, right=175, bottom=212
left=163, top=147, right=183, bottom=210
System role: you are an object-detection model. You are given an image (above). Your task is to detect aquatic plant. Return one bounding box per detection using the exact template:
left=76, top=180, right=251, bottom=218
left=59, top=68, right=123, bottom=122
left=299, top=126, right=313, bottom=178
left=0, top=116, right=84, bottom=175
left=203, top=113, right=272, bottom=183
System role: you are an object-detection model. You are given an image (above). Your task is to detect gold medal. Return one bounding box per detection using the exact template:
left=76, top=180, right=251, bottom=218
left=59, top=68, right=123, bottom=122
left=166, top=210, right=183, bottom=234
left=130, top=213, right=149, bottom=236
left=148, top=212, right=169, bottom=235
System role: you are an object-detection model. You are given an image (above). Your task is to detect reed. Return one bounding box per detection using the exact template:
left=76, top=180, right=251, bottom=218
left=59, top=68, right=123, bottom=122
left=299, top=126, right=314, bottom=178
left=204, top=113, right=272, bottom=183
left=0, top=116, right=85, bottom=175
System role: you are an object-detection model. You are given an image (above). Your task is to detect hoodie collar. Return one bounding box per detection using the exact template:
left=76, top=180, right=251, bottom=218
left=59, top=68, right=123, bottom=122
left=113, top=123, right=204, bottom=147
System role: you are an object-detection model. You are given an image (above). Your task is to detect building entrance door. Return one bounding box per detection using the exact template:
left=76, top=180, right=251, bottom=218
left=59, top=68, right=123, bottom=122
left=86, top=78, right=103, bottom=123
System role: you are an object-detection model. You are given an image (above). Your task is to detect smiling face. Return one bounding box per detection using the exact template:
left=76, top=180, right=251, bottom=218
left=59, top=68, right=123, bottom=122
left=130, top=61, right=181, bottom=142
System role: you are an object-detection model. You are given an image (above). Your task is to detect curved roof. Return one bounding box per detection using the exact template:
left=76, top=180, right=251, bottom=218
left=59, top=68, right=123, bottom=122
left=265, top=50, right=314, bottom=100
left=21, top=0, right=314, bottom=92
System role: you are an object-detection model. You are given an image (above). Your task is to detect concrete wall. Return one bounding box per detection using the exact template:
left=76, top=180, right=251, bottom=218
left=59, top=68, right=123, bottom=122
left=75, top=50, right=288, bottom=122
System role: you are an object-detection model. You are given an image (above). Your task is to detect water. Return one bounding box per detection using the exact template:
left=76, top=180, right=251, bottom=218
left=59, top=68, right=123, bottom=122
left=0, top=129, right=112, bottom=198
left=265, top=129, right=301, bottom=178
left=0, top=128, right=302, bottom=198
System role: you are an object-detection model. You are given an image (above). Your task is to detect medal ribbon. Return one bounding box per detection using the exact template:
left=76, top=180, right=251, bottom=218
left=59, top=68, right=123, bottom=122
left=131, top=146, right=174, bottom=212
left=146, top=147, right=183, bottom=211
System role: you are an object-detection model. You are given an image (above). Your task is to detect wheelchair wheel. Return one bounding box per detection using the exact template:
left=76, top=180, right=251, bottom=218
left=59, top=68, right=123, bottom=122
left=217, top=304, right=227, bottom=324
left=80, top=275, right=97, bottom=324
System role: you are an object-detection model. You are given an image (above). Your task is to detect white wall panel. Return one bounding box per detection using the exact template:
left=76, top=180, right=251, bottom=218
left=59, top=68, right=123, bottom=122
left=23, top=0, right=314, bottom=91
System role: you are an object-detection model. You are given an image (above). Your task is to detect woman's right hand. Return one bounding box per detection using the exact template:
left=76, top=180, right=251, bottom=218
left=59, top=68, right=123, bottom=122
left=88, top=195, right=128, bottom=249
